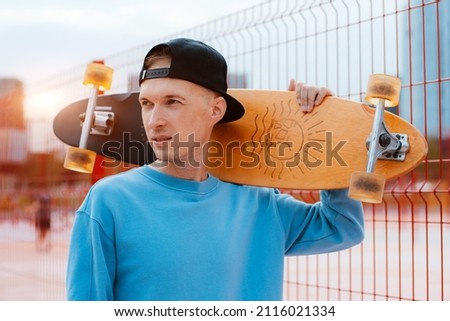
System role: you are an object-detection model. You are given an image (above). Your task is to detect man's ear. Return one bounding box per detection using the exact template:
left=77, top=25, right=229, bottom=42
left=211, top=96, right=227, bottom=124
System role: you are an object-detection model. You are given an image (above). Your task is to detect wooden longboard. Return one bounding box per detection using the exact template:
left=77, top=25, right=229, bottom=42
left=53, top=89, right=428, bottom=189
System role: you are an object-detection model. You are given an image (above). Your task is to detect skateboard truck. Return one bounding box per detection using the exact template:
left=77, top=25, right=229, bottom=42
left=365, top=132, right=409, bottom=161
left=348, top=74, right=405, bottom=203
left=79, top=107, right=115, bottom=136
left=63, top=62, right=114, bottom=173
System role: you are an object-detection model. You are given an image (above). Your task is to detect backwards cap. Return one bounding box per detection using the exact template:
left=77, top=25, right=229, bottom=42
left=139, top=38, right=245, bottom=123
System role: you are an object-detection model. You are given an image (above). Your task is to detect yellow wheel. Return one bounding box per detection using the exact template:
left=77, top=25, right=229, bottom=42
left=348, top=171, right=386, bottom=204
left=365, top=74, right=401, bottom=107
left=82, top=62, right=114, bottom=90
left=64, top=146, right=96, bottom=173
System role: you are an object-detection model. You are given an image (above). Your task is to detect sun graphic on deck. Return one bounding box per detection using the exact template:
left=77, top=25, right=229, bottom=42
left=249, top=99, right=326, bottom=179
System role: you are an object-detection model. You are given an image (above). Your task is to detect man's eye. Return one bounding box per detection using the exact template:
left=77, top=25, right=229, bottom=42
left=167, top=99, right=181, bottom=105
left=140, top=100, right=153, bottom=108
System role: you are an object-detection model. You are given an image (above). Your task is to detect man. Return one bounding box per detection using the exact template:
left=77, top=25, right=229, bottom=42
left=67, top=38, right=364, bottom=300
left=35, top=194, right=51, bottom=252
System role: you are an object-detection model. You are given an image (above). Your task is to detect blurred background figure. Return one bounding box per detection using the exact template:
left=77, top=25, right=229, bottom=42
left=35, top=194, right=51, bottom=252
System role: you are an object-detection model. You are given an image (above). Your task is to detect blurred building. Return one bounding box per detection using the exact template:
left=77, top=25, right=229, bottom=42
left=0, top=79, right=27, bottom=167
left=0, top=79, right=27, bottom=195
left=398, top=0, right=450, bottom=165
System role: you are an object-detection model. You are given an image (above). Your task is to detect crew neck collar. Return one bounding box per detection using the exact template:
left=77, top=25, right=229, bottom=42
left=139, top=165, right=219, bottom=195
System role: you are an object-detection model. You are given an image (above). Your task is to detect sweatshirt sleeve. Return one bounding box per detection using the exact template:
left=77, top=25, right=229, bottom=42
left=276, top=188, right=364, bottom=256
left=66, top=200, right=116, bottom=300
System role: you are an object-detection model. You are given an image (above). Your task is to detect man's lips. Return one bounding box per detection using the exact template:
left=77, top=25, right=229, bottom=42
left=151, top=136, right=172, bottom=142
left=150, top=135, right=172, bottom=147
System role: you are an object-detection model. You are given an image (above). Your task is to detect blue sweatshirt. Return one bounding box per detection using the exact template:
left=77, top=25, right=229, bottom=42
left=66, top=165, right=364, bottom=300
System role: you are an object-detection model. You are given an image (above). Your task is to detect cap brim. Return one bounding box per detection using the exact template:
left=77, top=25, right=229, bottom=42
left=220, top=93, right=245, bottom=123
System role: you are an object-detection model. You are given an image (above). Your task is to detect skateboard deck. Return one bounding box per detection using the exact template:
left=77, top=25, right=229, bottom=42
left=53, top=89, right=428, bottom=190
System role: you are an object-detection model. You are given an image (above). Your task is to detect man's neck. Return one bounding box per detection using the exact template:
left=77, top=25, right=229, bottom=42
left=149, top=162, right=208, bottom=182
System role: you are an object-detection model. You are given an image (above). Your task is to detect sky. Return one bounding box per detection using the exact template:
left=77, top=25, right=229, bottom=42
left=0, top=0, right=263, bottom=87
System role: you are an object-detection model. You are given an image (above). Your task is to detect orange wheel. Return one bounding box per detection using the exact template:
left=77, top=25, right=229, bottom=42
left=64, top=146, right=96, bottom=173
left=365, top=74, right=401, bottom=107
left=348, top=171, right=386, bottom=204
left=82, top=62, right=114, bottom=90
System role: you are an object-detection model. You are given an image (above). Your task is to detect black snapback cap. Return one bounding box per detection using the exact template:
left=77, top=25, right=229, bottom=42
left=139, top=38, right=245, bottom=123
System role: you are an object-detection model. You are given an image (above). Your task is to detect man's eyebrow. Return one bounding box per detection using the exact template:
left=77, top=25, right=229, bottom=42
left=138, top=93, right=186, bottom=101
left=162, top=94, right=187, bottom=102
left=165, top=93, right=184, bottom=98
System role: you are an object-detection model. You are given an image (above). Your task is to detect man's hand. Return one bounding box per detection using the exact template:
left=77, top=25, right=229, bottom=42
left=288, top=79, right=334, bottom=113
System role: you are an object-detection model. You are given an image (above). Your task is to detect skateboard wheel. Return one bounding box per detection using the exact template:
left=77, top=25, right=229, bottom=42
left=365, top=74, right=401, bottom=107
left=348, top=171, right=386, bottom=204
left=64, top=146, right=96, bottom=173
left=83, top=63, right=114, bottom=90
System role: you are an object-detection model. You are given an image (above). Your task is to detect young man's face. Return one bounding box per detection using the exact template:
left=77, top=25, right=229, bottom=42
left=139, top=58, right=225, bottom=167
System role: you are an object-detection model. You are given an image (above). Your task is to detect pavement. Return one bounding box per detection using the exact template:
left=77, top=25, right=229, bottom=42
left=0, top=220, right=69, bottom=301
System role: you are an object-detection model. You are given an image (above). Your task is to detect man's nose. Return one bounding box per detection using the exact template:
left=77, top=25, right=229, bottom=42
left=147, top=104, right=167, bottom=129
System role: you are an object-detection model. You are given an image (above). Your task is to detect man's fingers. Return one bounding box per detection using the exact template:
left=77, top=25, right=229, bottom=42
left=290, top=80, right=334, bottom=113
left=314, top=88, right=333, bottom=106
left=300, top=84, right=309, bottom=112
left=307, top=86, right=318, bottom=112
left=288, top=79, right=296, bottom=91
